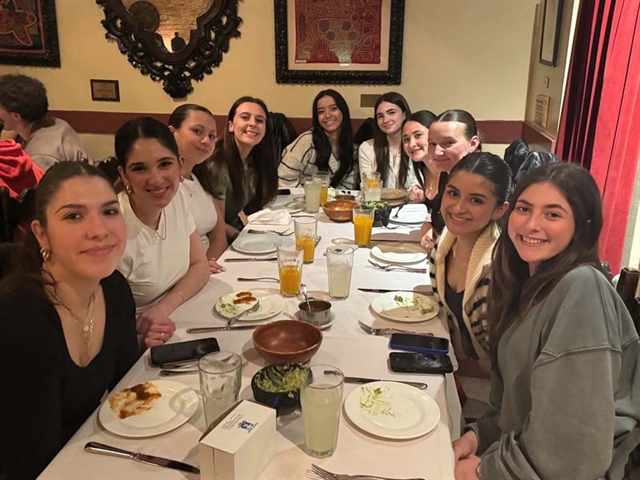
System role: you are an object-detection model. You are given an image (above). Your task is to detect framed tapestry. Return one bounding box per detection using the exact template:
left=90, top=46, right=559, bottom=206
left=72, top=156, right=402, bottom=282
left=274, top=0, right=405, bottom=84
left=0, top=0, right=61, bottom=67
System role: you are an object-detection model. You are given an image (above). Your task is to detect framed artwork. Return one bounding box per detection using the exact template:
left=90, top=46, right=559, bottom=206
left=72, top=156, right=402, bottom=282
left=539, top=0, right=564, bottom=67
left=274, top=0, right=405, bottom=84
left=0, top=0, right=61, bottom=67
left=90, top=79, right=120, bottom=102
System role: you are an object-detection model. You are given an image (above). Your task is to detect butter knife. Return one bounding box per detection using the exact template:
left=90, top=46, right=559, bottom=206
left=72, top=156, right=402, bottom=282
left=343, top=376, right=427, bottom=390
left=85, top=442, right=199, bottom=475
left=369, top=239, right=422, bottom=244
left=224, top=257, right=277, bottom=262
left=186, top=324, right=260, bottom=334
left=358, top=288, right=433, bottom=294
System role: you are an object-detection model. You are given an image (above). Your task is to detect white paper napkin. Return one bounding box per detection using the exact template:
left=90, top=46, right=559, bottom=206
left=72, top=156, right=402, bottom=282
left=247, top=208, right=292, bottom=226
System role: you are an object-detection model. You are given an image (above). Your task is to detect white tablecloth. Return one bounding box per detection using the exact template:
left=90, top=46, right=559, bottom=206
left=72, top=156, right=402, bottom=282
left=39, top=193, right=459, bottom=480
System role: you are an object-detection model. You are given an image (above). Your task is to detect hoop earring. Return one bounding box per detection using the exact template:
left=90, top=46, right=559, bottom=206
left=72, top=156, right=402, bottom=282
left=40, top=248, right=51, bottom=263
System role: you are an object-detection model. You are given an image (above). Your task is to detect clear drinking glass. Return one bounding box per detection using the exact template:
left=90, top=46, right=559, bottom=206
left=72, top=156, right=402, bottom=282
left=353, top=205, right=375, bottom=247
left=361, top=181, right=382, bottom=202
left=300, top=365, right=344, bottom=458
left=294, top=217, right=318, bottom=264
left=277, top=244, right=304, bottom=297
left=304, top=177, right=323, bottom=213
left=198, top=352, right=243, bottom=427
left=312, top=172, right=331, bottom=205
left=326, top=245, right=355, bottom=299
left=362, top=171, right=381, bottom=189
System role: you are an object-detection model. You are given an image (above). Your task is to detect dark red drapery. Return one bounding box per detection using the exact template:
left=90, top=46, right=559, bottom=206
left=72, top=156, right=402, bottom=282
left=556, top=0, right=640, bottom=273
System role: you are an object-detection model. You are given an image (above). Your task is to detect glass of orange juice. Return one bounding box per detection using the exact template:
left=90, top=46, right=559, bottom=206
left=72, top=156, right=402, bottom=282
left=294, top=217, right=318, bottom=264
left=353, top=205, right=375, bottom=247
left=277, top=245, right=303, bottom=297
left=363, top=171, right=381, bottom=189
left=313, top=172, right=331, bottom=205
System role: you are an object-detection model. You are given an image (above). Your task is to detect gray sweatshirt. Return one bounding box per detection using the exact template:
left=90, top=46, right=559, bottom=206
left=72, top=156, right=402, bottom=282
left=469, top=265, right=640, bottom=479
left=25, top=118, right=92, bottom=171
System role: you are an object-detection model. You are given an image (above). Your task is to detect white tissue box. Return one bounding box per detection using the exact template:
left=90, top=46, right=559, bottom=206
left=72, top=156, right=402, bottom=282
left=199, top=400, right=276, bottom=480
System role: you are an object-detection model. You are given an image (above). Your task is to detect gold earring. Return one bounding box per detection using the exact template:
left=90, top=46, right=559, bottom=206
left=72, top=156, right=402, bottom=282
left=40, top=248, right=51, bottom=262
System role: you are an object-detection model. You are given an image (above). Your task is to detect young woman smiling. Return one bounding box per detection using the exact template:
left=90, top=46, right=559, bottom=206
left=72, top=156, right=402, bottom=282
left=168, top=104, right=227, bottom=273
left=358, top=92, right=417, bottom=189
left=116, top=117, right=209, bottom=348
left=206, top=96, right=278, bottom=238
left=453, top=163, right=640, bottom=480
left=429, top=152, right=511, bottom=379
left=0, top=162, right=139, bottom=480
left=278, top=89, right=358, bottom=189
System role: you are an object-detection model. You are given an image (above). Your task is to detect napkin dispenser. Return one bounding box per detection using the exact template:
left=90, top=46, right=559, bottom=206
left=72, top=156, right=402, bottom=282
left=199, top=400, right=276, bottom=480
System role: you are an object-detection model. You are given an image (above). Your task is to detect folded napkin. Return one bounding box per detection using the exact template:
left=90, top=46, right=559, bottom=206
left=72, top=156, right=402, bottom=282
left=247, top=208, right=292, bottom=226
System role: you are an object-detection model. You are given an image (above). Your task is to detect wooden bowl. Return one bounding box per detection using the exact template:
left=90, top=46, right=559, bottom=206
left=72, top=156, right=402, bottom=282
left=252, top=320, right=323, bottom=365
left=322, top=200, right=359, bottom=222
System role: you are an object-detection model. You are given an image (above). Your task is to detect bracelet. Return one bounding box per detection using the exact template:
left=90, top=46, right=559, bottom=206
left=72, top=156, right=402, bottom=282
left=476, top=462, right=483, bottom=480
left=174, top=289, right=186, bottom=304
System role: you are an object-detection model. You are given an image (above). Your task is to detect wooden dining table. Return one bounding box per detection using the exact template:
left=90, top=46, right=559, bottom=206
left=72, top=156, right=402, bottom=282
left=38, top=192, right=460, bottom=480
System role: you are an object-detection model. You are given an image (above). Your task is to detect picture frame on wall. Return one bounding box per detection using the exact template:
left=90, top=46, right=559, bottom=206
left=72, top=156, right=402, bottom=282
left=274, top=0, right=405, bottom=84
left=539, top=0, right=564, bottom=67
left=0, top=0, right=61, bottom=67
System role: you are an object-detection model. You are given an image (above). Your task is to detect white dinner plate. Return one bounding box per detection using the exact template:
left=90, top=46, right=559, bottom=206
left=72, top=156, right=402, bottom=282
left=344, top=381, right=440, bottom=440
left=370, top=292, right=439, bottom=323
left=214, top=289, right=285, bottom=321
left=370, top=245, right=427, bottom=265
left=381, top=188, right=407, bottom=201
left=232, top=235, right=283, bottom=254
left=99, top=380, right=198, bottom=438
left=272, top=200, right=305, bottom=214
left=388, top=204, right=428, bottom=225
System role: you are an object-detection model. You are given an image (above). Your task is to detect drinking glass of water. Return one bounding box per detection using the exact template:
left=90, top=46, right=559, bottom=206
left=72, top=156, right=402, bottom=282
left=326, top=245, right=355, bottom=299
left=198, top=352, right=243, bottom=427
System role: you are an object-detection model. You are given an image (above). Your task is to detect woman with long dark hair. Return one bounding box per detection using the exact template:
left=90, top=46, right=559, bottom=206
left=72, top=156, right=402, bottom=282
left=453, top=163, right=640, bottom=480
left=402, top=110, right=440, bottom=206
left=168, top=104, right=227, bottom=272
left=278, top=89, right=358, bottom=189
left=358, top=92, right=417, bottom=189
left=0, top=162, right=139, bottom=480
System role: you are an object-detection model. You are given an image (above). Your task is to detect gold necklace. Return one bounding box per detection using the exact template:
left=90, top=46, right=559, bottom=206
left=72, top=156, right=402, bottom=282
left=154, top=210, right=167, bottom=240
left=425, top=171, right=439, bottom=196
left=48, top=285, right=96, bottom=346
left=452, top=242, right=470, bottom=272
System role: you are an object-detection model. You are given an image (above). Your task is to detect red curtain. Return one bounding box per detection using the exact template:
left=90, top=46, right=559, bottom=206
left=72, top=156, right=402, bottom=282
left=556, top=0, right=640, bottom=273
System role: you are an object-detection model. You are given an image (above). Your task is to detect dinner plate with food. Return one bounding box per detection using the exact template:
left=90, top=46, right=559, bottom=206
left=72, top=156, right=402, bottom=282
left=214, top=289, right=285, bottom=322
left=99, top=380, right=198, bottom=438
left=370, top=292, right=439, bottom=323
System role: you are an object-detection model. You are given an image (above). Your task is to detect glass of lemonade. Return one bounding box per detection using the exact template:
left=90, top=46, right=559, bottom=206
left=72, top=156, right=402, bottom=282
left=361, top=181, right=382, bottom=202
left=326, top=245, right=355, bottom=299
left=363, top=171, right=381, bottom=189
left=313, top=171, right=331, bottom=205
left=198, top=352, right=243, bottom=428
left=277, top=244, right=304, bottom=297
left=294, top=217, right=318, bottom=264
left=353, top=205, right=375, bottom=247
left=304, top=177, right=323, bottom=213
left=300, top=365, right=344, bottom=458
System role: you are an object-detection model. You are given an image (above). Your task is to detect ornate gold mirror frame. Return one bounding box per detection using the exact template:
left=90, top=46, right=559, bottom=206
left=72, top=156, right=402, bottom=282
left=96, top=0, right=242, bottom=98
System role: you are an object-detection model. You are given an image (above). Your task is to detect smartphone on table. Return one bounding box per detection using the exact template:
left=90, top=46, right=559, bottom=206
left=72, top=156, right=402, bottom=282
left=389, top=352, right=454, bottom=375
left=388, top=333, right=449, bottom=355
left=150, top=337, right=220, bottom=367
left=277, top=188, right=292, bottom=195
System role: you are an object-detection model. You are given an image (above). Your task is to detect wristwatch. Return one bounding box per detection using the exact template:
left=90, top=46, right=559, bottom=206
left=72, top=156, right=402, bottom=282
left=476, top=462, right=483, bottom=480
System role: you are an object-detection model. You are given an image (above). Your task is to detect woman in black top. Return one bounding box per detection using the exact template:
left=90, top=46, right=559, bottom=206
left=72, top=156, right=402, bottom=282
left=0, top=162, right=139, bottom=480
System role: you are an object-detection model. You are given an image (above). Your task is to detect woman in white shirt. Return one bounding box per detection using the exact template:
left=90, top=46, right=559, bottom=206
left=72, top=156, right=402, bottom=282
left=168, top=104, right=227, bottom=273
left=116, top=117, right=209, bottom=348
left=358, top=92, right=417, bottom=189
left=278, top=89, right=358, bottom=189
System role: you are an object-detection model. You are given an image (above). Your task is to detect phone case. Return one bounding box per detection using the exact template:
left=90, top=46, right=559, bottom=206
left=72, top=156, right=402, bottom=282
left=150, top=338, right=220, bottom=367
left=388, top=334, right=449, bottom=355
left=389, top=352, right=453, bottom=375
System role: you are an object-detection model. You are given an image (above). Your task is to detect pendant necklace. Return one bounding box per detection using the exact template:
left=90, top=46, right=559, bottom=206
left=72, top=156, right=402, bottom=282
left=452, top=241, right=470, bottom=272
left=48, top=285, right=96, bottom=346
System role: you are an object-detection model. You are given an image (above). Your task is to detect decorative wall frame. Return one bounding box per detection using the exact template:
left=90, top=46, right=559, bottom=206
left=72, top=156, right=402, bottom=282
left=0, top=0, right=60, bottom=67
left=95, top=0, right=242, bottom=98
left=539, top=0, right=564, bottom=67
left=274, top=0, right=405, bottom=84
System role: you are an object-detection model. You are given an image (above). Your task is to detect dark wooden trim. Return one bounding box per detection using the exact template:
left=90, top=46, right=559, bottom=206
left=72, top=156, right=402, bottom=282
left=522, top=120, right=557, bottom=152
left=50, top=110, right=524, bottom=145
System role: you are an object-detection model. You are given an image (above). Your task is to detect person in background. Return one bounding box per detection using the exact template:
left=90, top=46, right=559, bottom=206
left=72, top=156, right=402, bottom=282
left=429, top=152, right=511, bottom=380
left=168, top=104, right=227, bottom=273
left=421, top=109, right=481, bottom=247
left=358, top=92, right=417, bottom=189
left=278, top=89, right=358, bottom=190
left=0, top=74, right=92, bottom=170
left=0, top=162, right=139, bottom=480
left=453, top=162, right=640, bottom=480
left=115, top=117, right=209, bottom=348
left=206, top=96, right=278, bottom=239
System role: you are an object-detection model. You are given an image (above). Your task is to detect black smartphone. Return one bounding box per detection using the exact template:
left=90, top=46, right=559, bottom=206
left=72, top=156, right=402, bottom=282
left=150, top=337, right=220, bottom=367
left=277, top=188, right=292, bottom=195
left=389, top=333, right=449, bottom=355
left=389, top=352, right=453, bottom=374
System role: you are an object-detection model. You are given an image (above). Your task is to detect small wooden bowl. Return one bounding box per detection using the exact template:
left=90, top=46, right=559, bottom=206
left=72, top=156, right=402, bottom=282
left=322, top=200, right=359, bottom=222
left=252, top=320, right=323, bottom=364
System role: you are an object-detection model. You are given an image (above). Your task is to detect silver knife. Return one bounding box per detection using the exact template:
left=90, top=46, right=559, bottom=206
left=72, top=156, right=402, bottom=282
left=85, top=442, right=199, bottom=475
left=369, top=239, right=422, bottom=244
left=224, top=257, right=277, bottom=262
left=186, top=324, right=260, bottom=334
left=358, top=288, right=433, bottom=294
left=343, top=376, right=428, bottom=390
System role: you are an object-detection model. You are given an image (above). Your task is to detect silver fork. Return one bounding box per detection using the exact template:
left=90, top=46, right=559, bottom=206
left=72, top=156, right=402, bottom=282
left=392, top=203, right=406, bottom=218
left=227, top=300, right=260, bottom=327
left=247, top=229, right=293, bottom=236
left=309, top=463, right=426, bottom=480
left=368, top=259, right=426, bottom=274
left=358, top=320, right=434, bottom=337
